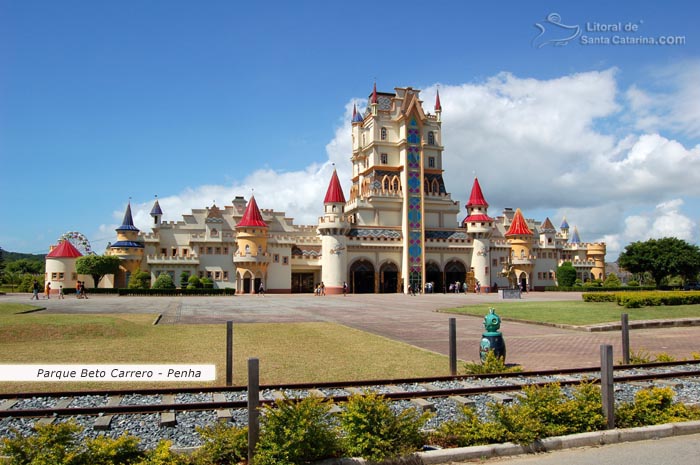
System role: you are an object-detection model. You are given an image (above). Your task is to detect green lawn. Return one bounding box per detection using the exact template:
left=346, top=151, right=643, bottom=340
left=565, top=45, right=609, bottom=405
left=0, top=303, right=448, bottom=394
left=442, top=300, right=700, bottom=326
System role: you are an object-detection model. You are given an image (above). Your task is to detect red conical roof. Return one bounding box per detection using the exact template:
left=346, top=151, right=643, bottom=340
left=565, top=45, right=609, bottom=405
left=435, top=89, right=442, bottom=111
left=236, top=196, right=268, bottom=228
left=505, top=208, right=533, bottom=236
left=371, top=82, right=378, bottom=104
left=466, top=177, right=489, bottom=207
left=47, top=240, right=83, bottom=258
left=324, top=169, right=346, bottom=204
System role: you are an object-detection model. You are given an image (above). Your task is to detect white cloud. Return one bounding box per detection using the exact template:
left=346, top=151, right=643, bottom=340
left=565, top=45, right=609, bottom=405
left=93, top=66, right=700, bottom=262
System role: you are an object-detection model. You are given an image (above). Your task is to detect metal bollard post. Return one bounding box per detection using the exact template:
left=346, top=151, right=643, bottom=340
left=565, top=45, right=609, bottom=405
left=621, top=314, right=630, bottom=365
left=600, top=344, right=615, bottom=429
left=226, top=321, right=233, bottom=386
left=248, top=358, right=260, bottom=463
left=449, top=318, right=457, bottom=375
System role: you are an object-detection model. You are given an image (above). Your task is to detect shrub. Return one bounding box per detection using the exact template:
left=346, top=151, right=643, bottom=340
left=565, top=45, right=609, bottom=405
left=187, top=275, right=202, bottom=289
left=603, top=273, right=621, bottom=287
left=128, top=270, right=151, bottom=289
left=340, top=391, right=431, bottom=463
left=254, top=395, right=339, bottom=465
left=431, top=382, right=604, bottom=447
left=152, top=273, right=176, bottom=290
left=627, top=280, right=640, bottom=287
left=194, top=422, right=247, bottom=465
left=616, top=387, right=700, bottom=428
left=0, top=420, right=145, bottom=465
left=201, top=277, right=214, bottom=289
left=463, top=350, right=522, bottom=375
left=556, top=262, right=577, bottom=287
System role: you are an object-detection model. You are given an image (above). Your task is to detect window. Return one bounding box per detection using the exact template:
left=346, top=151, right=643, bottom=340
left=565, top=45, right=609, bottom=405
left=207, top=247, right=213, bottom=254
left=215, top=271, right=221, bottom=280
left=51, top=272, right=57, bottom=279
left=207, top=271, right=213, bottom=279
left=223, top=247, right=228, bottom=254
left=215, top=247, right=221, bottom=255
left=428, top=131, right=435, bottom=145
left=274, top=254, right=280, bottom=263
left=380, top=127, right=387, bottom=140
left=172, top=248, right=177, bottom=256
left=245, top=244, right=250, bottom=254
left=223, top=271, right=229, bottom=280
left=380, top=153, right=388, bottom=164
left=58, top=273, right=64, bottom=280
left=72, top=273, right=77, bottom=280
left=492, top=258, right=498, bottom=267
left=258, top=245, right=263, bottom=255
left=383, top=178, right=389, bottom=190
left=283, top=256, right=289, bottom=265
left=183, top=248, right=189, bottom=256
left=428, top=157, right=435, bottom=168
left=160, top=248, right=167, bottom=255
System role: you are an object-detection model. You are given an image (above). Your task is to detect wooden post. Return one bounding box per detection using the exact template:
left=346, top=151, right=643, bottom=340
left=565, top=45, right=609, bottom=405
left=449, top=318, right=457, bottom=375
left=248, top=358, right=260, bottom=462
left=600, top=345, right=615, bottom=429
left=226, top=321, right=233, bottom=386
left=621, top=314, right=630, bottom=365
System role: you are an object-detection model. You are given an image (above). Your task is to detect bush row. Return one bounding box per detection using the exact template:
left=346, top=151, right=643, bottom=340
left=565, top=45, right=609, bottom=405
left=118, top=288, right=236, bottom=296
left=3, top=386, right=698, bottom=464
left=546, top=286, right=656, bottom=292
left=582, top=290, right=700, bottom=307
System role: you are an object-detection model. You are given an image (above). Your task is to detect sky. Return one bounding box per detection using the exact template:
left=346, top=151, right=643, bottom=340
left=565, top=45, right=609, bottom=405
left=1, top=0, right=699, bottom=261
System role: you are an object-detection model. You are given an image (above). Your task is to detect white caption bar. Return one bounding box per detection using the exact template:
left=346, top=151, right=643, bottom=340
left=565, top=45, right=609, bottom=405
left=0, top=365, right=216, bottom=382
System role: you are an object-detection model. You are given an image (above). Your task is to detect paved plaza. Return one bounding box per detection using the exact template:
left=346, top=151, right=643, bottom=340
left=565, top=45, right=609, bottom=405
left=3, top=292, right=699, bottom=370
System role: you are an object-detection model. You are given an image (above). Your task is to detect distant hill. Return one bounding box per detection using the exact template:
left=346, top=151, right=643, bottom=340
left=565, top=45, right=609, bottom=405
left=1, top=250, right=46, bottom=262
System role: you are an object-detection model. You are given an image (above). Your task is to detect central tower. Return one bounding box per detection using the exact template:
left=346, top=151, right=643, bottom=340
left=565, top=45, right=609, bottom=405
left=347, top=85, right=456, bottom=292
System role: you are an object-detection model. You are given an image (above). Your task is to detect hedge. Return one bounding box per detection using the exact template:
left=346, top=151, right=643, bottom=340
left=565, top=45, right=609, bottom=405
left=118, top=288, right=236, bottom=296
left=582, top=291, right=700, bottom=308
left=546, top=286, right=656, bottom=292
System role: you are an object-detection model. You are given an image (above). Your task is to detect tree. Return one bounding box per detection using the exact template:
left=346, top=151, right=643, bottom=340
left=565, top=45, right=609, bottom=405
left=152, top=273, right=176, bottom=289
left=6, top=258, right=43, bottom=275
left=603, top=273, right=621, bottom=287
left=179, top=271, right=190, bottom=288
left=0, top=246, right=5, bottom=282
left=556, top=261, right=577, bottom=287
left=128, top=270, right=151, bottom=289
left=618, top=237, right=700, bottom=286
left=75, top=255, right=121, bottom=288
left=187, top=275, right=202, bottom=289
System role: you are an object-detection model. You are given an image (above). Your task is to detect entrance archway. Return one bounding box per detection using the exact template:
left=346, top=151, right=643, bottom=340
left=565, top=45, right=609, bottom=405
left=445, top=260, right=467, bottom=291
left=379, top=262, right=399, bottom=293
left=425, top=262, right=443, bottom=293
left=519, top=272, right=528, bottom=292
left=350, top=260, right=375, bottom=294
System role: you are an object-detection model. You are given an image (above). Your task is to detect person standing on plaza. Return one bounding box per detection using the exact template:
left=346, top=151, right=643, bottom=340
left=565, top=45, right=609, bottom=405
left=45, top=282, right=51, bottom=299
left=58, top=285, right=65, bottom=299
left=76, top=281, right=82, bottom=299
left=258, top=282, right=265, bottom=296
left=31, top=280, right=40, bottom=300
left=342, top=281, right=348, bottom=296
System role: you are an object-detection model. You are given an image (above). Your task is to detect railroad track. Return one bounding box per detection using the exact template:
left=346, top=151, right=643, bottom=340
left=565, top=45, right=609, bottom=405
left=2, top=360, right=699, bottom=431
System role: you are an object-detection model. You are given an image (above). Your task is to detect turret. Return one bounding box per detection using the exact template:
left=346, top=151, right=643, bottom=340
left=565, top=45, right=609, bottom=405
left=463, top=177, right=494, bottom=292
left=319, top=169, right=350, bottom=294
left=234, top=196, right=270, bottom=294
left=587, top=242, right=607, bottom=281
left=107, top=201, right=145, bottom=288
left=434, top=89, right=442, bottom=122
left=505, top=208, right=534, bottom=290
left=560, top=216, right=570, bottom=241
left=150, top=197, right=163, bottom=226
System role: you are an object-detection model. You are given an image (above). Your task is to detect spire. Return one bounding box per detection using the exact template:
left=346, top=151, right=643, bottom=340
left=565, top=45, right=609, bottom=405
left=237, top=196, right=268, bottom=228
left=560, top=216, right=570, bottom=230
left=466, top=177, right=488, bottom=208
left=324, top=169, right=346, bottom=204
left=435, top=89, right=442, bottom=112
left=116, top=201, right=139, bottom=232
left=505, top=208, right=533, bottom=236
left=150, top=198, right=163, bottom=217
left=371, top=81, right=378, bottom=104
left=570, top=226, right=581, bottom=244
left=351, top=103, right=364, bottom=123
left=541, top=217, right=556, bottom=232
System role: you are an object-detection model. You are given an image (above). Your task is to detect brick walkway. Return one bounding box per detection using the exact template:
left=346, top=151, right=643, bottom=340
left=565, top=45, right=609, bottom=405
left=5, top=292, right=699, bottom=370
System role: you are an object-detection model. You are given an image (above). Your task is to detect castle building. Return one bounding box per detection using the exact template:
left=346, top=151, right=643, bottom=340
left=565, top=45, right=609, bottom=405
left=102, top=85, right=605, bottom=293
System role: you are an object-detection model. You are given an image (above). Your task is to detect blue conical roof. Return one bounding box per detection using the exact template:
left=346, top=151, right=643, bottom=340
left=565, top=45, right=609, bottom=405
left=560, top=216, right=570, bottom=230
left=116, top=202, right=140, bottom=232
left=150, top=199, right=163, bottom=216
left=569, top=226, right=581, bottom=244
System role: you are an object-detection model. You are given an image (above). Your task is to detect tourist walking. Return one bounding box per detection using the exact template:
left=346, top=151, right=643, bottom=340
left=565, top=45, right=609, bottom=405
left=45, top=282, right=51, bottom=299
left=58, top=285, right=65, bottom=299
left=258, top=282, right=265, bottom=296
left=31, top=280, right=40, bottom=300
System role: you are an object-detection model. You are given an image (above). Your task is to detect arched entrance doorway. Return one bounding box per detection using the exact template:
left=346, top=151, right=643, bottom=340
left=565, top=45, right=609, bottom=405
left=379, top=262, right=399, bottom=293
left=350, top=260, right=375, bottom=294
left=519, top=272, right=528, bottom=292
left=425, top=262, right=443, bottom=293
left=445, top=260, right=467, bottom=291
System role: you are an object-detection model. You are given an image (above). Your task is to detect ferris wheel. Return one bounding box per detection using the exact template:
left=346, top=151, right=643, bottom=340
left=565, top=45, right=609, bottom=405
left=60, top=231, right=94, bottom=255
